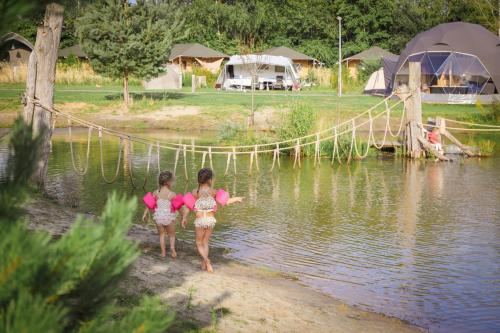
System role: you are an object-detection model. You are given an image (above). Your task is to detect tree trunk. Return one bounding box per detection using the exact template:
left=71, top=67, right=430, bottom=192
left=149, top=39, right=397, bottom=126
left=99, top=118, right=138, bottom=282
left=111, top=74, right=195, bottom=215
left=32, top=3, right=64, bottom=186
left=123, top=74, right=130, bottom=106
left=404, top=61, right=423, bottom=158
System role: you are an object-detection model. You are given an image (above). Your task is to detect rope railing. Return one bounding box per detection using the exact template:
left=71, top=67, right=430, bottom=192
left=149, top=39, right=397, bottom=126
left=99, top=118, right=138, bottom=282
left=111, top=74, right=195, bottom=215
left=24, top=94, right=413, bottom=184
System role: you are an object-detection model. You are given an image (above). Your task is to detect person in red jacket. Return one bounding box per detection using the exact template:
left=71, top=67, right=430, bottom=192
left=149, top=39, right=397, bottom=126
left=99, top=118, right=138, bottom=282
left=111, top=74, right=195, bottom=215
left=428, top=128, right=443, bottom=155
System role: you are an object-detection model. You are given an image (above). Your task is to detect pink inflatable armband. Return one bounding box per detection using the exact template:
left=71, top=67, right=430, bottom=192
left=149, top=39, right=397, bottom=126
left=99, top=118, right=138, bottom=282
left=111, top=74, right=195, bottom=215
left=215, top=189, right=229, bottom=206
left=143, top=192, right=157, bottom=210
left=170, top=194, right=184, bottom=212
left=183, top=192, right=196, bottom=211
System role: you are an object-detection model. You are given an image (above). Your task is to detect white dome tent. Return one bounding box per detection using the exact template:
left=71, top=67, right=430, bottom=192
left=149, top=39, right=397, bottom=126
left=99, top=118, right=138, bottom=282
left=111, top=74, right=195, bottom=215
left=363, top=68, right=386, bottom=96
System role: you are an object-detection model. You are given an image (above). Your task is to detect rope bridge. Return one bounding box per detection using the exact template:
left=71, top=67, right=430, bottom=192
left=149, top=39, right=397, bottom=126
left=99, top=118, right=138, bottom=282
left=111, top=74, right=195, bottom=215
left=25, top=94, right=499, bottom=186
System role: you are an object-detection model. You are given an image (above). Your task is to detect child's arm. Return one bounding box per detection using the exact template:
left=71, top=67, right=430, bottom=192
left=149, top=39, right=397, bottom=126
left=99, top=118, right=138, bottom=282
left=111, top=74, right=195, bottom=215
left=180, top=206, right=189, bottom=228
left=227, top=196, right=244, bottom=205
left=142, top=207, right=149, bottom=222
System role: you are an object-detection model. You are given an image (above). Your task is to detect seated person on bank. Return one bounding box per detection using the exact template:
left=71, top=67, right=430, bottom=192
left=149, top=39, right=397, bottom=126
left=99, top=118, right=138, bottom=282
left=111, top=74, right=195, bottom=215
left=428, top=128, right=444, bottom=155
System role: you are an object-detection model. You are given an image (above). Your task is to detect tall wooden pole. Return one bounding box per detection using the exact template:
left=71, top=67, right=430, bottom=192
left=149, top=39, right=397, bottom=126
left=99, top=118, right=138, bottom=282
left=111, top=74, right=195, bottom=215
left=24, top=3, right=64, bottom=186
left=404, top=61, right=423, bottom=158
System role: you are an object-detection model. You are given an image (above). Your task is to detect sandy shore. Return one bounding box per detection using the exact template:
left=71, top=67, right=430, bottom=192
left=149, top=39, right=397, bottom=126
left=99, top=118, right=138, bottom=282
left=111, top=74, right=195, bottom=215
left=26, top=198, right=424, bottom=333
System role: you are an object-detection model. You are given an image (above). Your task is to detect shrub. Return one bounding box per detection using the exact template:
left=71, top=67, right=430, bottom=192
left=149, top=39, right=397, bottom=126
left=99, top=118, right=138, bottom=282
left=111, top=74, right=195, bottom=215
left=0, top=117, right=174, bottom=333
left=474, top=97, right=500, bottom=124
left=277, top=103, right=316, bottom=154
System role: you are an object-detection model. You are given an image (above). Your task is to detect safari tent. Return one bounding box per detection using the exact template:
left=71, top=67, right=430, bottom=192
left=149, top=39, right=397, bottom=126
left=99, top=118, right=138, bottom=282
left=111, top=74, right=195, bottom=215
left=364, top=68, right=387, bottom=95
left=216, top=54, right=300, bottom=90
left=0, top=32, right=33, bottom=67
left=261, top=46, right=320, bottom=73
left=169, top=43, right=228, bottom=73
left=387, top=22, right=500, bottom=104
left=344, top=46, right=396, bottom=78
left=58, top=44, right=88, bottom=59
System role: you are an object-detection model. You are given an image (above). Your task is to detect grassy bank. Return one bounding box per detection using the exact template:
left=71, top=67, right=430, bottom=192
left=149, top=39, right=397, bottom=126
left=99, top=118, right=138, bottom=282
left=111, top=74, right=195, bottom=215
left=0, top=82, right=494, bottom=132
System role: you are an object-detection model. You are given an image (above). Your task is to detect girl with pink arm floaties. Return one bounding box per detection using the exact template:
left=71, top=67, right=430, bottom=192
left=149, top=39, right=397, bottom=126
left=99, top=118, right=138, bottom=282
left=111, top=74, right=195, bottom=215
left=142, top=170, right=186, bottom=258
left=182, top=168, right=244, bottom=273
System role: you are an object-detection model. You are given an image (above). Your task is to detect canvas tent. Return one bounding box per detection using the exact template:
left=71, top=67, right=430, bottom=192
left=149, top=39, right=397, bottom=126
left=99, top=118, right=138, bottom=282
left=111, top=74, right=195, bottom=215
left=169, top=43, right=228, bottom=73
left=0, top=32, right=33, bottom=67
left=216, top=54, right=300, bottom=90
left=388, top=22, right=500, bottom=104
left=261, top=46, right=320, bottom=72
left=344, top=46, right=396, bottom=77
left=364, top=68, right=387, bottom=95
left=58, top=44, right=88, bottom=59
left=143, top=64, right=182, bottom=90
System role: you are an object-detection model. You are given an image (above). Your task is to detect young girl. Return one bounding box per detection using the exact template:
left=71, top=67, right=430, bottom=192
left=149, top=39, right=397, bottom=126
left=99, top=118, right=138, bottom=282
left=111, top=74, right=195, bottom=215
left=183, top=168, right=243, bottom=273
left=143, top=170, right=182, bottom=258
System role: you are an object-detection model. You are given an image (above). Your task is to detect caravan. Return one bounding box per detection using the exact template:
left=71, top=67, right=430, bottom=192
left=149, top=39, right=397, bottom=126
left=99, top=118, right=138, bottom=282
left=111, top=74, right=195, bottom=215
left=216, top=54, right=300, bottom=90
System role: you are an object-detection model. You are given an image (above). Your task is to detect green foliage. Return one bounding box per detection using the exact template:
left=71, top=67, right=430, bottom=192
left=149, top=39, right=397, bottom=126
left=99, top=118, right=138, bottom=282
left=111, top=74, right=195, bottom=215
left=330, top=64, right=364, bottom=93
left=358, top=60, right=382, bottom=82
left=474, top=98, right=500, bottom=124
left=218, top=123, right=270, bottom=146
left=277, top=103, right=316, bottom=153
left=76, top=0, right=185, bottom=97
left=0, top=117, right=174, bottom=333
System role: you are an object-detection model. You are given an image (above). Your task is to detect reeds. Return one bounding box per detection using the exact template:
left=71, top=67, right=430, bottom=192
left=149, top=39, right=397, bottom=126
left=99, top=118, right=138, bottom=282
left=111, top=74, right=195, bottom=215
left=0, top=61, right=117, bottom=85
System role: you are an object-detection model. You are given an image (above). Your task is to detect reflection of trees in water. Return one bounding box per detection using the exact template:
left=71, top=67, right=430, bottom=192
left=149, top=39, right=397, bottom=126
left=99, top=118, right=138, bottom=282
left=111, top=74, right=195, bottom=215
left=271, top=173, right=280, bottom=202
left=398, top=161, right=422, bottom=249
left=293, top=171, right=300, bottom=201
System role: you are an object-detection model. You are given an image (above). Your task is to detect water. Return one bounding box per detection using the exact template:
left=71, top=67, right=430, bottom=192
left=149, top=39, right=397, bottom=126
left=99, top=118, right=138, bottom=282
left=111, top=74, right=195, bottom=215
left=1, top=128, right=499, bottom=333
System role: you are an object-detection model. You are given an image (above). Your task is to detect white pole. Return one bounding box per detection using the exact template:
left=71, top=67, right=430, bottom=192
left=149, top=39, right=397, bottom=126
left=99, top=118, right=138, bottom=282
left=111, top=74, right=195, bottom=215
left=337, top=16, right=342, bottom=97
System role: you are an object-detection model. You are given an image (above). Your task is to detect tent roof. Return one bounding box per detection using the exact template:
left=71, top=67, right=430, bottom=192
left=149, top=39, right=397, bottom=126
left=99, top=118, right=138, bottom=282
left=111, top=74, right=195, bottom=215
left=226, top=54, right=294, bottom=67
left=345, top=46, right=396, bottom=61
left=391, top=22, right=500, bottom=91
left=0, top=32, right=33, bottom=50
left=169, top=43, right=228, bottom=60
left=261, top=46, right=316, bottom=61
left=58, top=44, right=87, bottom=58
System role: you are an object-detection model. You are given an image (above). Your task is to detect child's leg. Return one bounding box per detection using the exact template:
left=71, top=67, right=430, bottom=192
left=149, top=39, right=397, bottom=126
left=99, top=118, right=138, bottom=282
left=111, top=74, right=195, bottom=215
left=157, top=224, right=167, bottom=257
left=195, top=227, right=208, bottom=269
left=166, top=223, right=176, bottom=258
left=202, top=228, right=213, bottom=272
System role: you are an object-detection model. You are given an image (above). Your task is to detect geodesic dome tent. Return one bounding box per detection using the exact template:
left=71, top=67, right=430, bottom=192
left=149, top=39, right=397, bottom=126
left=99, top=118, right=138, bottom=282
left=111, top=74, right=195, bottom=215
left=388, top=22, right=500, bottom=104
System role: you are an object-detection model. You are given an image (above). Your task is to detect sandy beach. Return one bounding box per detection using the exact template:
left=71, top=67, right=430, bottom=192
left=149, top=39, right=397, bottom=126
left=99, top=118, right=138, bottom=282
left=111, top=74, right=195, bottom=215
left=26, top=197, right=423, bottom=333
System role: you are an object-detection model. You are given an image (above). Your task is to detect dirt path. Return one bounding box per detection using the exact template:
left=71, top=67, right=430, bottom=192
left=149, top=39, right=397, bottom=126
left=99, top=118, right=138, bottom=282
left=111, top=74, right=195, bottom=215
left=26, top=198, right=424, bottom=333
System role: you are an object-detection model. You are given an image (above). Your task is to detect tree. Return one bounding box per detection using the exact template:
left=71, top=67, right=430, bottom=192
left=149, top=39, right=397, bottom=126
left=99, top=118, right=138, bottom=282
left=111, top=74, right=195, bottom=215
left=0, top=117, right=175, bottom=333
left=76, top=0, right=185, bottom=106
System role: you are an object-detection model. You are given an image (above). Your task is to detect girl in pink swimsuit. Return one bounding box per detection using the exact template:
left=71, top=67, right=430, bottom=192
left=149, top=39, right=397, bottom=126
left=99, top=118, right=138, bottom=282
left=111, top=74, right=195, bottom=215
left=142, top=170, right=181, bottom=258
left=183, top=168, right=243, bottom=272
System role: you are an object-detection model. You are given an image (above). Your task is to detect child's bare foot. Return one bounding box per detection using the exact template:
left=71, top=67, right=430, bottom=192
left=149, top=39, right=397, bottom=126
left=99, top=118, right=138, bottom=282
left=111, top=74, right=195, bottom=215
left=201, top=259, right=207, bottom=270
left=205, top=259, right=213, bottom=273
left=170, top=249, right=177, bottom=259
left=161, top=252, right=167, bottom=258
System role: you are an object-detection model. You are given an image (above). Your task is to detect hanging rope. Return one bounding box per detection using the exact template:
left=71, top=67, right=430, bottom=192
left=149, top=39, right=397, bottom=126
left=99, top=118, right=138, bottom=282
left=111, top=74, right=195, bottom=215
left=68, top=117, right=93, bottom=176
left=387, top=100, right=406, bottom=138
left=201, top=151, right=207, bottom=168
left=173, top=147, right=181, bottom=175
left=141, top=143, right=153, bottom=188
left=182, top=144, right=189, bottom=180
left=156, top=142, right=161, bottom=175
left=331, top=127, right=342, bottom=165
left=442, top=118, right=500, bottom=128
left=314, top=133, right=321, bottom=167
left=224, top=151, right=231, bottom=176
left=270, top=143, right=280, bottom=171
left=208, top=146, right=213, bottom=169
left=127, top=137, right=139, bottom=189
left=293, top=139, right=301, bottom=169
left=98, top=127, right=123, bottom=184
left=352, top=114, right=372, bottom=159
left=232, top=147, right=237, bottom=174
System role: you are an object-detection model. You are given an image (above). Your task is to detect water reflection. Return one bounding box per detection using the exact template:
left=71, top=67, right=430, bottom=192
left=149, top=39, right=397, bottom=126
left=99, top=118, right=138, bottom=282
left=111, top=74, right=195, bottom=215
left=1, top=129, right=498, bottom=333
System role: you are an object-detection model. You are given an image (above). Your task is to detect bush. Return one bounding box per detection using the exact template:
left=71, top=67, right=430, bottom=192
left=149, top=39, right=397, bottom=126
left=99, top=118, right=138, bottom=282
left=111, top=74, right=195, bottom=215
left=474, top=97, right=500, bottom=124
left=277, top=103, right=316, bottom=154
left=0, top=117, right=174, bottom=333
left=217, top=123, right=271, bottom=146
left=330, top=64, right=364, bottom=93
left=358, top=60, right=381, bottom=82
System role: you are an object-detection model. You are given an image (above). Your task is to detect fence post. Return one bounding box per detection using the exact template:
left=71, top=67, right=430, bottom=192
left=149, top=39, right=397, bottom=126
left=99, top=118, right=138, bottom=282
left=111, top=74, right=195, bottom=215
left=404, top=61, right=423, bottom=158
left=191, top=74, right=196, bottom=93
left=28, top=3, right=64, bottom=186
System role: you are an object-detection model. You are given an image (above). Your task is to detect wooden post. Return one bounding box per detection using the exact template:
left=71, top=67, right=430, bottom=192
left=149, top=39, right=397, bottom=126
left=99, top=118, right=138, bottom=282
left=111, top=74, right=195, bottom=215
left=404, top=61, right=423, bottom=158
left=26, top=3, right=64, bottom=185
left=191, top=74, right=196, bottom=93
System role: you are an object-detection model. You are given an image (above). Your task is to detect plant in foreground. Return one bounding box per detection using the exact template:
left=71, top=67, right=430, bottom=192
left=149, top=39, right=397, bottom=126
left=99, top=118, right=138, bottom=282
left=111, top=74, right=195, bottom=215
left=0, top=117, right=174, bottom=332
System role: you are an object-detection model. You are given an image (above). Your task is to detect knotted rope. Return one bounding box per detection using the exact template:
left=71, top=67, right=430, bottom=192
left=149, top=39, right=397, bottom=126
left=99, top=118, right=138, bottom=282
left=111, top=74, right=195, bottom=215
left=68, top=116, right=93, bottom=176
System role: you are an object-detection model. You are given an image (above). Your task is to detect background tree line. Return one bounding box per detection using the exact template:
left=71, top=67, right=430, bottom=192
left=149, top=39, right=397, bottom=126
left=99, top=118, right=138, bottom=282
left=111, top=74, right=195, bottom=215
left=5, top=0, right=499, bottom=66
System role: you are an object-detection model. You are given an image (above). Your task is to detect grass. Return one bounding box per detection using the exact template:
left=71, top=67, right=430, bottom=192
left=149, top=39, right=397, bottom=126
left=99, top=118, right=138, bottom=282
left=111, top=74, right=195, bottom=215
left=0, top=82, right=496, bottom=132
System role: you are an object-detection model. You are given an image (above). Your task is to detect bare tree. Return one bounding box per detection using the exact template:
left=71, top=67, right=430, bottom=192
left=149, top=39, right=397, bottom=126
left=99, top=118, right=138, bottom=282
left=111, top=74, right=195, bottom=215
left=239, top=54, right=266, bottom=128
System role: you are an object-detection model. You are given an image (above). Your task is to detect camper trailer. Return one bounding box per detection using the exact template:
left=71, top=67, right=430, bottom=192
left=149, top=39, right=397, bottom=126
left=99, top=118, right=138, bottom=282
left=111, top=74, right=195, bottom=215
left=216, top=54, right=300, bottom=90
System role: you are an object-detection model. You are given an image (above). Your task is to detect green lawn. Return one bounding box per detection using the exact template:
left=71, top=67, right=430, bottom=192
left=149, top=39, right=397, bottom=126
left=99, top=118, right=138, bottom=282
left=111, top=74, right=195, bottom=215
left=0, top=82, right=492, bottom=129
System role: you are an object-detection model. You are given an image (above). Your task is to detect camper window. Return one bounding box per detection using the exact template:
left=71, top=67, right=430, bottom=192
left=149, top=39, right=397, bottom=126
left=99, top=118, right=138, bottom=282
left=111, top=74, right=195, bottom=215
left=275, top=66, right=285, bottom=73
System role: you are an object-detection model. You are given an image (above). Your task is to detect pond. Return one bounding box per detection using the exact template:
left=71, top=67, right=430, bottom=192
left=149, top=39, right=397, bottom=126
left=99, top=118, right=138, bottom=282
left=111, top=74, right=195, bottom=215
left=1, top=128, right=499, bottom=333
